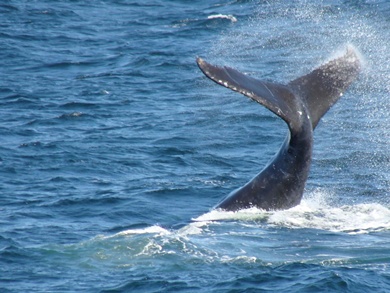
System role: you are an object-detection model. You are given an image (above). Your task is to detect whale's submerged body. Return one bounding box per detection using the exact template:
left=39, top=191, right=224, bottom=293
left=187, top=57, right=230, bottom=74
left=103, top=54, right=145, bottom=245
left=197, top=47, right=361, bottom=211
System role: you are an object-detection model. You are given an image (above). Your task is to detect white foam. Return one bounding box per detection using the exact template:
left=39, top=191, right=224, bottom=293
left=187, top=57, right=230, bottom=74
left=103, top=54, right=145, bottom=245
left=287, top=202, right=386, bottom=233
left=193, top=207, right=268, bottom=222
left=177, top=220, right=211, bottom=236
left=106, top=191, right=390, bottom=242
left=111, top=225, right=171, bottom=238
left=208, top=14, right=237, bottom=23
left=191, top=190, right=390, bottom=234
left=269, top=200, right=390, bottom=234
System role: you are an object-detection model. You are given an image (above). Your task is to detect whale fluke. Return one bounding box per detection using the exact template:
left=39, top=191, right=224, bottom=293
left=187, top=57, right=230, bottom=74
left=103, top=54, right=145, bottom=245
left=289, top=48, right=361, bottom=129
left=197, top=47, right=361, bottom=211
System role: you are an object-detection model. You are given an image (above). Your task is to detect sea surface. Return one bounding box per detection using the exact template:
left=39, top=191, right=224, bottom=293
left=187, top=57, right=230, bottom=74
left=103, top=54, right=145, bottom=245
left=1, top=0, right=390, bottom=292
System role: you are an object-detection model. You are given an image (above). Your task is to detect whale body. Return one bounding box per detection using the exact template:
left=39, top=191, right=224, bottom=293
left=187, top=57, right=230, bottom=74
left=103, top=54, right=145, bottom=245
left=197, top=48, right=361, bottom=211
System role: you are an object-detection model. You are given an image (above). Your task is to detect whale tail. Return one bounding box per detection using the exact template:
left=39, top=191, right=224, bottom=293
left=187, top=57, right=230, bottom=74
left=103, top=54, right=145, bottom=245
left=196, top=47, right=361, bottom=130
left=288, top=47, right=361, bottom=129
left=196, top=47, right=361, bottom=211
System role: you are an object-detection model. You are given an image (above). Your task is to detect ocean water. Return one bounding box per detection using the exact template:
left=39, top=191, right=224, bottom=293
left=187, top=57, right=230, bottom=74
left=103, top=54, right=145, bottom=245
left=1, top=0, right=390, bottom=292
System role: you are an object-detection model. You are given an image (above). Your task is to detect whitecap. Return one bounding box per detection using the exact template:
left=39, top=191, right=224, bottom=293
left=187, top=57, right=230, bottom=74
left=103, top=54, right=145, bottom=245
left=207, top=14, right=237, bottom=23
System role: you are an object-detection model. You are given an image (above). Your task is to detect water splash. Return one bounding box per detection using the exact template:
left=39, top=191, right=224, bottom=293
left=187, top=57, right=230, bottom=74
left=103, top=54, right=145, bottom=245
left=268, top=199, right=390, bottom=234
left=192, top=190, right=390, bottom=234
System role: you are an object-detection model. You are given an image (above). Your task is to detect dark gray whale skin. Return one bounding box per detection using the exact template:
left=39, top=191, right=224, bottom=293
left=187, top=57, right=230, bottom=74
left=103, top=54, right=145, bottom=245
left=197, top=48, right=361, bottom=211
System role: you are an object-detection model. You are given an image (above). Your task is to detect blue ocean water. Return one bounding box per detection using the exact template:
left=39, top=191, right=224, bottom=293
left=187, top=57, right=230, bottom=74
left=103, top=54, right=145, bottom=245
left=1, top=0, right=390, bottom=291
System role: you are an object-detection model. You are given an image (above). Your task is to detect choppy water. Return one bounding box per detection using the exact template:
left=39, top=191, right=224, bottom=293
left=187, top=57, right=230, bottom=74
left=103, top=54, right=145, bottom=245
left=1, top=0, right=390, bottom=292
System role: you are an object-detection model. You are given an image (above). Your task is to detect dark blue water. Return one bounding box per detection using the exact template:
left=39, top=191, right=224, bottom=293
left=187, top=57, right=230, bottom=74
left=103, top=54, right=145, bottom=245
left=1, top=0, right=390, bottom=292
